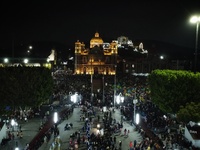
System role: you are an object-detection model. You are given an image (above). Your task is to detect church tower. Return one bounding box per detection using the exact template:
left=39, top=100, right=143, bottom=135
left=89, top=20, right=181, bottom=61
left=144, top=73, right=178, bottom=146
left=74, top=32, right=117, bottom=75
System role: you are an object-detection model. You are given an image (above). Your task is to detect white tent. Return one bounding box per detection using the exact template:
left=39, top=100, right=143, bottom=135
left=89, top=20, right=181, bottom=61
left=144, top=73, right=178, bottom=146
left=184, top=121, right=200, bottom=148
left=0, top=122, right=8, bottom=143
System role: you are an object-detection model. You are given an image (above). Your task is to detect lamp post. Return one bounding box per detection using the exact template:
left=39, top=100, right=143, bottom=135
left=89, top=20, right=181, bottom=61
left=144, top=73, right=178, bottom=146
left=4, top=58, right=9, bottom=63
left=53, top=111, right=58, bottom=130
left=190, top=15, right=200, bottom=73
left=11, top=119, right=15, bottom=131
left=114, top=65, right=117, bottom=107
left=91, top=57, right=93, bottom=106
left=102, top=75, right=105, bottom=104
left=133, top=91, right=138, bottom=125
left=96, top=123, right=100, bottom=135
left=91, top=74, right=93, bottom=106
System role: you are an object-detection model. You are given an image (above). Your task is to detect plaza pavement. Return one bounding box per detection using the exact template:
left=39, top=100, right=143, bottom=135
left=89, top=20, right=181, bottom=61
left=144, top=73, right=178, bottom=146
left=0, top=116, right=42, bottom=150
left=0, top=106, right=143, bottom=150
left=38, top=106, right=143, bottom=150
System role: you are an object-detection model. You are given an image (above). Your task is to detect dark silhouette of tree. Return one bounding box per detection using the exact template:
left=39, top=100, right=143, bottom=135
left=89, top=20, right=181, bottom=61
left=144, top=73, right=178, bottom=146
left=177, top=102, right=200, bottom=123
left=0, top=67, right=54, bottom=114
left=148, top=69, right=200, bottom=123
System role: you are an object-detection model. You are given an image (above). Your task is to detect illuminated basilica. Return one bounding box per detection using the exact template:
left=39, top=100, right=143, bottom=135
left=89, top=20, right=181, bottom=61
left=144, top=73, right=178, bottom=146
left=74, top=32, right=117, bottom=75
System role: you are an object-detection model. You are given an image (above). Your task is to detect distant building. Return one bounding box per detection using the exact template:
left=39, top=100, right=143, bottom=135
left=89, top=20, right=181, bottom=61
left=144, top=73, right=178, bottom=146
left=0, top=48, right=56, bottom=69
left=74, top=32, right=117, bottom=75
left=120, top=54, right=191, bottom=75
left=0, top=34, right=192, bottom=73
left=116, top=36, right=134, bottom=48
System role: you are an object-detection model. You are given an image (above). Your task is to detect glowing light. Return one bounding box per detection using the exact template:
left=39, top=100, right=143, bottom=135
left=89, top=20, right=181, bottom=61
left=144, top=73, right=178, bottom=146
left=29, top=46, right=33, bottom=49
left=4, top=58, right=9, bottom=63
left=136, top=113, right=140, bottom=124
left=116, top=95, right=120, bottom=104
left=190, top=16, right=200, bottom=23
left=11, top=119, right=15, bottom=126
left=53, top=112, right=58, bottom=123
left=24, top=58, right=29, bottom=63
left=71, top=93, right=78, bottom=103
left=160, top=55, right=164, bottom=60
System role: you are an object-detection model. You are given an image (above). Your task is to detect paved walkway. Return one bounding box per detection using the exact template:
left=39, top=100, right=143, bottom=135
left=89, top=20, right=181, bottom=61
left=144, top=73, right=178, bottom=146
left=0, top=117, right=42, bottom=150
left=0, top=106, right=143, bottom=150
left=38, top=106, right=143, bottom=150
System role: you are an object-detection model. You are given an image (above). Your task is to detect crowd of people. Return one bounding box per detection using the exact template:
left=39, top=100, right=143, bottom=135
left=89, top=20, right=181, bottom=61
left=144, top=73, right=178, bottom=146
left=1, top=70, right=198, bottom=149
left=1, top=71, right=194, bottom=149
left=50, top=72, right=198, bottom=149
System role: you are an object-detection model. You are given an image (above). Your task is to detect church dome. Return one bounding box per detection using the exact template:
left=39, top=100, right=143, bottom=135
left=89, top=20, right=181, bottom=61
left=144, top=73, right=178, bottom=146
left=90, top=32, right=103, bottom=48
left=89, top=45, right=104, bottom=55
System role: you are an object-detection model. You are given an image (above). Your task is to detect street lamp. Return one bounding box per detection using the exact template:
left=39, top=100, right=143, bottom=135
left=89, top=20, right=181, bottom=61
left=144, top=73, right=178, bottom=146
left=190, top=15, right=200, bottom=73
left=135, top=113, right=140, bottom=125
left=133, top=91, right=138, bottom=125
left=4, top=58, right=9, bottom=63
left=11, top=119, right=15, bottom=131
left=23, top=58, right=29, bottom=64
left=90, top=57, right=93, bottom=106
left=114, top=65, right=117, bottom=107
left=160, top=55, right=164, bottom=60
left=97, top=123, right=100, bottom=129
left=91, top=74, right=93, bottom=106
left=96, top=123, right=100, bottom=135
left=102, top=75, right=105, bottom=104
left=53, top=112, right=58, bottom=124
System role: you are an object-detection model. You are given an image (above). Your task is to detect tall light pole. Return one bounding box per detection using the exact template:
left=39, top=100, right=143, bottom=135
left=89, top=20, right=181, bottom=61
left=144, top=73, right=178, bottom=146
left=91, top=57, right=93, bottom=106
left=91, top=73, right=93, bottom=106
left=102, top=75, right=105, bottom=104
left=133, top=91, right=138, bottom=125
left=11, top=119, right=15, bottom=131
left=114, top=65, right=117, bottom=107
left=190, top=15, right=200, bottom=73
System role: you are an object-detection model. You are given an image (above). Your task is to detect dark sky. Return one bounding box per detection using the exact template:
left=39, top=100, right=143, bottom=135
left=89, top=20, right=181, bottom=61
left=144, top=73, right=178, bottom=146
left=0, top=0, right=200, bottom=50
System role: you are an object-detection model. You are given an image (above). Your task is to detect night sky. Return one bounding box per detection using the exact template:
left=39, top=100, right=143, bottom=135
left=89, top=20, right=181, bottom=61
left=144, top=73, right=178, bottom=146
left=0, top=0, right=200, bottom=50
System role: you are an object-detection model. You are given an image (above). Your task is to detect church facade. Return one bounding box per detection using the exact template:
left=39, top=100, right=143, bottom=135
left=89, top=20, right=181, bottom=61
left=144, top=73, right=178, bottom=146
left=74, top=32, right=118, bottom=75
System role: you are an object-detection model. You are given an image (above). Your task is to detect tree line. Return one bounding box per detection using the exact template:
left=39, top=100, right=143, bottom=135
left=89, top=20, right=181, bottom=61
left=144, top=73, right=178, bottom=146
left=148, top=69, right=200, bottom=123
left=0, top=67, right=54, bottom=115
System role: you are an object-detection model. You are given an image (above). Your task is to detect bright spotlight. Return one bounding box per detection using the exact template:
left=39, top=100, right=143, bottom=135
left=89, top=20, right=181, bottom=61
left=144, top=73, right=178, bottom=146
left=135, top=113, right=140, bottom=124
left=53, top=112, right=58, bottom=123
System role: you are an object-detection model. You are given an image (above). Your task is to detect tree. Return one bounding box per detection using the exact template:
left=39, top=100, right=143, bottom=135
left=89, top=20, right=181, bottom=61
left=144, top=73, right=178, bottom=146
left=177, top=102, right=200, bottom=123
left=148, top=69, right=200, bottom=115
left=0, top=67, right=54, bottom=113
